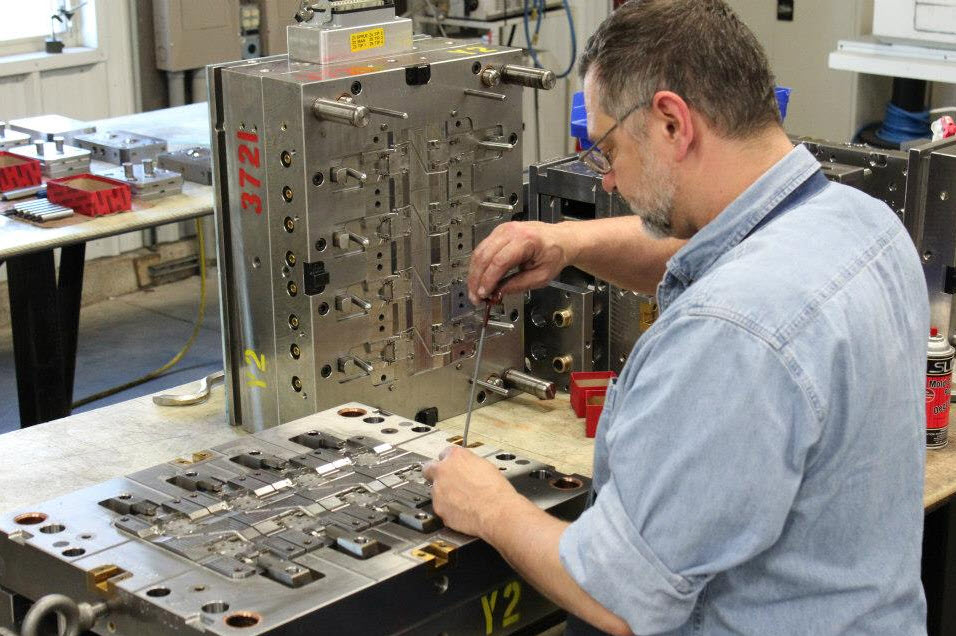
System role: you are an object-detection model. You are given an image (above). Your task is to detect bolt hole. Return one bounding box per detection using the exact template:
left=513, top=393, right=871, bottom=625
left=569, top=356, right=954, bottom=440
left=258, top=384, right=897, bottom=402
left=350, top=81, right=362, bottom=95
left=412, top=425, right=431, bottom=432
left=318, top=302, right=330, bottom=316
left=476, top=390, right=486, bottom=403
left=312, top=172, right=325, bottom=186
left=363, top=416, right=386, bottom=423
left=549, top=476, right=584, bottom=490
left=471, top=61, right=481, bottom=74
left=321, top=364, right=332, bottom=378
left=225, top=612, right=261, bottom=628
left=203, top=601, right=230, bottom=614
left=40, top=524, right=66, bottom=534
left=53, top=540, right=69, bottom=547
left=338, top=407, right=367, bottom=417
left=455, top=120, right=462, bottom=128
left=316, top=237, right=327, bottom=251
left=495, top=453, right=516, bottom=461
left=192, top=584, right=207, bottom=592
left=62, top=548, right=86, bottom=557
left=14, top=513, right=47, bottom=525
left=509, top=132, right=518, bottom=144
left=509, top=192, right=519, bottom=205
left=381, top=427, right=398, bottom=434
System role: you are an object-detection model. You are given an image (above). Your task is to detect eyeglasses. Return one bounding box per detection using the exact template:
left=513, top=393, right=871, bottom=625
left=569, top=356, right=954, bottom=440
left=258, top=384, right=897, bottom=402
left=577, top=102, right=646, bottom=175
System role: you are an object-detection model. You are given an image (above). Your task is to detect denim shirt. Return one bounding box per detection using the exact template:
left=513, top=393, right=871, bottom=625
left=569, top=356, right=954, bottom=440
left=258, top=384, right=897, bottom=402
left=559, top=145, right=929, bottom=635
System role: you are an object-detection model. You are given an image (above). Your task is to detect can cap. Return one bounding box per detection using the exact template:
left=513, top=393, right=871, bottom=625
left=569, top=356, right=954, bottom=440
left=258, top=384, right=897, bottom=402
left=932, top=327, right=939, bottom=337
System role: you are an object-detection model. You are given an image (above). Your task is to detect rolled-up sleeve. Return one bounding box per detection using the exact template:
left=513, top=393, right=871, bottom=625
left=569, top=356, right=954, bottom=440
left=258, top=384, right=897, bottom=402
left=559, top=314, right=821, bottom=634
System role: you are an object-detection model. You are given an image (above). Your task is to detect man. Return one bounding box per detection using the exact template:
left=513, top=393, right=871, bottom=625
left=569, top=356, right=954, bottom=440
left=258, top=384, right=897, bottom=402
left=424, top=0, right=929, bottom=634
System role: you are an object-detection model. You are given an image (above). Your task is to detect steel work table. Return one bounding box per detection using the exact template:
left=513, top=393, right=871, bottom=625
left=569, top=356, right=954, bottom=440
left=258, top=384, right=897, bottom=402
left=0, top=103, right=213, bottom=428
left=2, top=387, right=956, bottom=634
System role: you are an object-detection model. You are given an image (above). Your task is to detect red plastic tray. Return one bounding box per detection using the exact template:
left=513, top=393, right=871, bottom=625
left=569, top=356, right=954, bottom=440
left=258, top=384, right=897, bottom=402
left=570, top=371, right=617, bottom=418
left=0, top=152, right=41, bottom=193
left=46, top=173, right=131, bottom=217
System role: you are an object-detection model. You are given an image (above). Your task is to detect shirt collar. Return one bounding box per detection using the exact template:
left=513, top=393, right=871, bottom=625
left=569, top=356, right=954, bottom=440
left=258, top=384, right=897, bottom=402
left=658, top=144, right=820, bottom=309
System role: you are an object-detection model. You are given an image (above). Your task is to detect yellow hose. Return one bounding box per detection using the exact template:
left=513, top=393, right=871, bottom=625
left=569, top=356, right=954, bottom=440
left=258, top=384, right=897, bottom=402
left=71, top=218, right=208, bottom=409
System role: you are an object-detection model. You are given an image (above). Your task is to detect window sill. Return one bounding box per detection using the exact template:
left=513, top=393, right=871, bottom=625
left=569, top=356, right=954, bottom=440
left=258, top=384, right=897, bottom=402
left=0, top=46, right=106, bottom=78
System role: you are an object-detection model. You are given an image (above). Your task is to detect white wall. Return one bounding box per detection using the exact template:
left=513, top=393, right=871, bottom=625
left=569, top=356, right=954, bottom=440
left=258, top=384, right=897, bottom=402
left=0, top=0, right=138, bottom=282
left=724, top=0, right=890, bottom=141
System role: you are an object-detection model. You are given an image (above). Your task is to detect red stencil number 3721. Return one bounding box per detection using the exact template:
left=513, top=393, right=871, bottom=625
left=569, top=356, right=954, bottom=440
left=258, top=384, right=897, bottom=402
left=236, top=129, right=262, bottom=215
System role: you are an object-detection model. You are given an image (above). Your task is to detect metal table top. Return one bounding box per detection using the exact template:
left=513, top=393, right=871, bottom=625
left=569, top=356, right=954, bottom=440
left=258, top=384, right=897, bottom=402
left=0, top=103, right=213, bottom=260
left=0, top=383, right=595, bottom=515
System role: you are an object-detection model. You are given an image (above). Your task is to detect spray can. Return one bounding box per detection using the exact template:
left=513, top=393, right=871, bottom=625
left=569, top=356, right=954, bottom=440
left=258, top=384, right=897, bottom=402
left=927, top=327, right=955, bottom=448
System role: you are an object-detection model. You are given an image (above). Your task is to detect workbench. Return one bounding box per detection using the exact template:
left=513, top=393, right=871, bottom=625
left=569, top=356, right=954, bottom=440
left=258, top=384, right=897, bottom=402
left=0, top=103, right=213, bottom=428
left=2, top=384, right=956, bottom=634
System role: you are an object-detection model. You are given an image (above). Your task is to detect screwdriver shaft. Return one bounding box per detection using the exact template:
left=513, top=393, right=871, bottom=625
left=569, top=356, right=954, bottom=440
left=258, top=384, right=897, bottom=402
left=462, top=302, right=493, bottom=448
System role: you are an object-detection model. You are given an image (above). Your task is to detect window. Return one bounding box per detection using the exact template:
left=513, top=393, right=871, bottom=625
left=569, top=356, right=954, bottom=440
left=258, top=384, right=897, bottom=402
left=0, top=0, right=86, bottom=54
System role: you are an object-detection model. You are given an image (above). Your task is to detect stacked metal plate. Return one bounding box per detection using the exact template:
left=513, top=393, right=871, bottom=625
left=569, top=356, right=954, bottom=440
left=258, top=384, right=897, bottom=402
left=7, top=114, right=95, bottom=143
left=8, top=138, right=91, bottom=178
left=157, top=146, right=213, bottom=185
left=99, top=158, right=183, bottom=200
left=73, top=130, right=168, bottom=165
left=0, top=121, right=30, bottom=151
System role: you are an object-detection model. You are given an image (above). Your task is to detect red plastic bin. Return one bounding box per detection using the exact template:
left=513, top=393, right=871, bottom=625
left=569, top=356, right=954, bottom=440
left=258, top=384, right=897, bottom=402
left=0, top=152, right=41, bottom=193
left=46, top=173, right=131, bottom=217
left=585, top=393, right=606, bottom=438
left=570, top=371, right=617, bottom=418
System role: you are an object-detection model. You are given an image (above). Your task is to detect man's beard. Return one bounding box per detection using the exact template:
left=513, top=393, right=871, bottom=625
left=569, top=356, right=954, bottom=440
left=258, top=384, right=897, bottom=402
left=622, top=149, right=676, bottom=239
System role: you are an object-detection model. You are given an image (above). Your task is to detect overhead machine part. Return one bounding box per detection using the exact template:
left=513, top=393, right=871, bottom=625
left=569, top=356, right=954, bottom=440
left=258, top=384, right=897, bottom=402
left=211, top=0, right=554, bottom=431
left=0, top=402, right=590, bottom=635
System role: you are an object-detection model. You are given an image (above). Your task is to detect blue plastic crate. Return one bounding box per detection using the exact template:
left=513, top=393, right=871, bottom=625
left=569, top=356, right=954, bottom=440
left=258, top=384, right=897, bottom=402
left=570, top=86, right=793, bottom=150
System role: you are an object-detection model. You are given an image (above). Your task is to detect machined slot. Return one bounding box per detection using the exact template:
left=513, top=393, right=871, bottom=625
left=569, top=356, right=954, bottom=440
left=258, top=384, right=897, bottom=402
left=290, top=430, right=346, bottom=450
left=87, top=564, right=131, bottom=595
left=99, top=495, right=159, bottom=517
left=230, top=452, right=289, bottom=471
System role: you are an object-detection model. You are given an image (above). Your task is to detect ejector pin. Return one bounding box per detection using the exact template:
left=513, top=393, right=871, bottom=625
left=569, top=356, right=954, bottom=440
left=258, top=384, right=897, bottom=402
left=502, top=369, right=556, bottom=400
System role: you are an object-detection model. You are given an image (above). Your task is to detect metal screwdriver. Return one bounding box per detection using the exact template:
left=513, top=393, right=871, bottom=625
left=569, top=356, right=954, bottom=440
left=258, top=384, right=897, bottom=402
left=462, top=301, right=492, bottom=449
left=462, top=292, right=502, bottom=448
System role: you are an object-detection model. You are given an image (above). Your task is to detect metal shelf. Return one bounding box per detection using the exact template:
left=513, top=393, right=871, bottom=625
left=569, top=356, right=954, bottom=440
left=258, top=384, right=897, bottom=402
left=829, top=37, right=956, bottom=84
left=412, top=7, right=565, bottom=32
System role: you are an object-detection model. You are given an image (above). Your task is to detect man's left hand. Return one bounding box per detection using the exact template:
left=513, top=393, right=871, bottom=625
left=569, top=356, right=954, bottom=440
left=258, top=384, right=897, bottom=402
left=423, top=445, right=521, bottom=538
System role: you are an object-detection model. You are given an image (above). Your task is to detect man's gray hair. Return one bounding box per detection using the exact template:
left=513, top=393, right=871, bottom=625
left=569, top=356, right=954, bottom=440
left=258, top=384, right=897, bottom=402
left=579, top=0, right=781, bottom=138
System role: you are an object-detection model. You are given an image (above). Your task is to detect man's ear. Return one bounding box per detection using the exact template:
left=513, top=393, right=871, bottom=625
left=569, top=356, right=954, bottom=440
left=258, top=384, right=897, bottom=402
left=650, top=90, right=694, bottom=161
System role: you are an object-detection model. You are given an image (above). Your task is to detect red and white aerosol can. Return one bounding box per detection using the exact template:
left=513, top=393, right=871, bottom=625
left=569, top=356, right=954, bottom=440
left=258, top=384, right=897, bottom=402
left=927, top=327, right=955, bottom=448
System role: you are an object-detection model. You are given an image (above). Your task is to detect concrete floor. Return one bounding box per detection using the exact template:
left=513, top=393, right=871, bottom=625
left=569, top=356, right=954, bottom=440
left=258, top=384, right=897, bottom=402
left=0, top=272, right=223, bottom=434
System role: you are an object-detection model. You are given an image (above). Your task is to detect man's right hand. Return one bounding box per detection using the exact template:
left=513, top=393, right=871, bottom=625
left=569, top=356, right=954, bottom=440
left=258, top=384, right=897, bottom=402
left=467, top=221, right=577, bottom=305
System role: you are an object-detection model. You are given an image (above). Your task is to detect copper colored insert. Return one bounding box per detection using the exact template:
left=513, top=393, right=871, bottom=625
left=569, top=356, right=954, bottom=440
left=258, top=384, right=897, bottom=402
left=549, top=476, right=583, bottom=490
left=337, top=407, right=367, bottom=418
left=225, top=612, right=261, bottom=628
left=14, top=512, right=48, bottom=525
